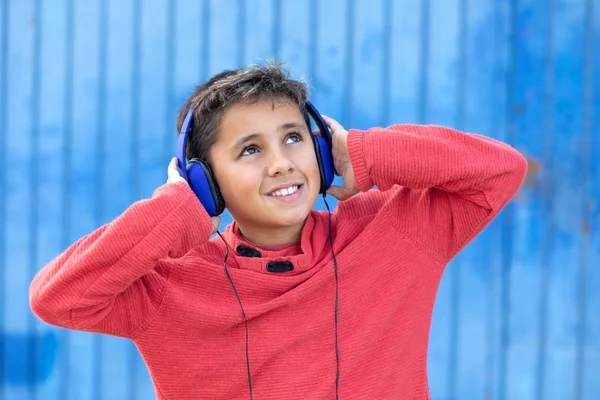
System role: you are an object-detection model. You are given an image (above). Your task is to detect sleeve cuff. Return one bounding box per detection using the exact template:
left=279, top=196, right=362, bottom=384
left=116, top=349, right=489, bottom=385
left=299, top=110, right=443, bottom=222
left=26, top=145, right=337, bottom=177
left=347, top=128, right=374, bottom=191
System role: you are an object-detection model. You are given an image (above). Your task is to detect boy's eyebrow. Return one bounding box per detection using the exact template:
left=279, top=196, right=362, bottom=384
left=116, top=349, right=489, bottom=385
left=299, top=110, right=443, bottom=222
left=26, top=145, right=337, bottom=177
left=279, top=122, right=307, bottom=131
left=234, top=133, right=261, bottom=150
left=233, top=122, right=308, bottom=150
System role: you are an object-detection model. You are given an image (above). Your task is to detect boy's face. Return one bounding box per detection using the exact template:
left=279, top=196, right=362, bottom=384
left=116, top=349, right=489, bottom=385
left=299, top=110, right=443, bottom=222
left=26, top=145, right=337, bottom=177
left=209, top=99, right=321, bottom=242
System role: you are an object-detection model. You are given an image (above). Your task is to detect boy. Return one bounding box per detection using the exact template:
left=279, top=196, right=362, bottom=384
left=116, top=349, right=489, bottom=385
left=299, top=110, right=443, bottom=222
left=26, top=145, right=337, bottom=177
left=30, top=63, right=527, bottom=399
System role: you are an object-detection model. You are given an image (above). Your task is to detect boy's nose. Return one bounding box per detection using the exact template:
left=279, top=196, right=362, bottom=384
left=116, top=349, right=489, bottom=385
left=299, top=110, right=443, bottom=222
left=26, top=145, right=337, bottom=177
left=267, top=150, right=295, bottom=177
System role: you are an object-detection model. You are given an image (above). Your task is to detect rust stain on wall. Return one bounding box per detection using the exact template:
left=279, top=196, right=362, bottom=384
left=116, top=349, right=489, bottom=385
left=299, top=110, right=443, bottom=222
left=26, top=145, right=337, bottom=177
left=523, top=156, right=542, bottom=188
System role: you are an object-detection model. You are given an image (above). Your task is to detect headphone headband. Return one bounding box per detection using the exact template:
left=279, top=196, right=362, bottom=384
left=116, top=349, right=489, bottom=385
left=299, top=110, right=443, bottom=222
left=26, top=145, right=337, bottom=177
left=305, top=101, right=333, bottom=149
left=176, top=107, right=195, bottom=181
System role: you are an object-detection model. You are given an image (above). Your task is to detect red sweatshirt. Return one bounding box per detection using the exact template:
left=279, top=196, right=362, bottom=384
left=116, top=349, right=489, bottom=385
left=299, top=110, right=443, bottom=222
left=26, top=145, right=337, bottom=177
left=30, top=124, right=527, bottom=399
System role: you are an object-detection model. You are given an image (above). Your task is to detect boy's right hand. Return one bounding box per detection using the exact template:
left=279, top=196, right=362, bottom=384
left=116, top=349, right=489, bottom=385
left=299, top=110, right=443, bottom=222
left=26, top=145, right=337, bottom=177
left=167, top=157, right=221, bottom=234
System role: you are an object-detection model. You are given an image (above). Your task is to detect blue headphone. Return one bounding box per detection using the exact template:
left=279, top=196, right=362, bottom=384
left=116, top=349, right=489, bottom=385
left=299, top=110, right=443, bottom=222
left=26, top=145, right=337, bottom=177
left=176, top=101, right=336, bottom=216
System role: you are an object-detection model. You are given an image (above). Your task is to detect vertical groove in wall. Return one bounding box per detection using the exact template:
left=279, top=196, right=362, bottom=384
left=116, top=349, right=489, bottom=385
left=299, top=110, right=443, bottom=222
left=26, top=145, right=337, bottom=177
left=487, top=0, right=507, bottom=397
left=343, top=0, right=355, bottom=127
left=201, top=0, right=210, bottom=81
left=0, top=0, right=7, bottom=396
left=418, top=0, right=430, bottom=124
left=60, top=0, right=75, bottom=397
left=93, top=0, right=109, bottom=398
left=29, top=0, right=42, bottom=397
left=448, top=1, right=468, bottom=397
left=165, top=0, right=175, bottom=160
left=131, top=0, right=141, bottom=203
left=238, top=0, right=246, bottom=66
left=498, top=1, right=518, bottom=399
left=536, top=1, right=554, bottom=399
left=381, top=0, right=392, bottom=126
left=129, top=0, right=142, bottom=398
left=272, top=0, right=281, bottom=59
left=308, top=0, right=317, bottom=91
left=457, top=0, right=467, bottom=132
left=575, top=0, right=594, bottom=398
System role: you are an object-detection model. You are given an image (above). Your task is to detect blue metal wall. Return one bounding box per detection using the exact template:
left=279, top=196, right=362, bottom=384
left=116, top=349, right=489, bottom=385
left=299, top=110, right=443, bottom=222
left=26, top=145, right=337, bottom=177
left=1, top=0, right=598, bottom=399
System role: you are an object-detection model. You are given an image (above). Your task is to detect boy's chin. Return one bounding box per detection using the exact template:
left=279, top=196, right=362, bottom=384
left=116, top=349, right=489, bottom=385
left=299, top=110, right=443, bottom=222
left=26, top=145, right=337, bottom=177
left=231, top=207, right=311, bottom=229
left=270, top=208, right=311, bottom=227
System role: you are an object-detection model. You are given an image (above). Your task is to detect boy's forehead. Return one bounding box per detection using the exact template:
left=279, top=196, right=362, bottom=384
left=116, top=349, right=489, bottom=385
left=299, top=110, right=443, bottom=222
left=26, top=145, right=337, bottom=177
left=219, top=100, right=306, bottom=138
left=226, top=98, right=302, bottom=116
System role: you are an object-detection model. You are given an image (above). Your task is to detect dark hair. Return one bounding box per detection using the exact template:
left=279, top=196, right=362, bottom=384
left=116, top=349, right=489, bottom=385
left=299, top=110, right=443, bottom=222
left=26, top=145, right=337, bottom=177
left=176, top=62, right=311, bottom=163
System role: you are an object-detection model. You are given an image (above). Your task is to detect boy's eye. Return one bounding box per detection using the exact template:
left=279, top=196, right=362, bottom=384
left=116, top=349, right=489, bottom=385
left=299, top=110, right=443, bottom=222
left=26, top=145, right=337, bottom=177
left=286, top=133, right=302, bottom=144
left=241, top=145, right=259, bottom=156
left=240, top=133, right=302, bottom=157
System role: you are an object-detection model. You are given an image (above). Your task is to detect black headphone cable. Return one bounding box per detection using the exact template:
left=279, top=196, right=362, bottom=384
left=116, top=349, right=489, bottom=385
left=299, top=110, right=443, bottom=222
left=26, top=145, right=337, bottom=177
left=323, top=194, right=340, bottom=400
left=218, top=231, right=254, bottom=400
left=217, top=194, right=340, bottom=399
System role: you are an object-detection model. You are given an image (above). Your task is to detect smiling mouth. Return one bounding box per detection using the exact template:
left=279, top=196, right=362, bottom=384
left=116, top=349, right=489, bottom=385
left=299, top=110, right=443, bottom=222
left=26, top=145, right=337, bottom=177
left=268, top=184, right=301, bottom=197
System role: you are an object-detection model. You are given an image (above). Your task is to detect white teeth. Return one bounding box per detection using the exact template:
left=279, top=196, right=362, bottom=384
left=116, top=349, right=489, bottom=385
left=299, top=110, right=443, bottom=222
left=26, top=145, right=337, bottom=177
left=269, top=185, right=299, bottom=197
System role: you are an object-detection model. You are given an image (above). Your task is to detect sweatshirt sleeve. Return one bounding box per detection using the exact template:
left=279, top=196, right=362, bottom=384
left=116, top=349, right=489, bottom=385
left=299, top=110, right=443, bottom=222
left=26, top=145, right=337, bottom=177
left=346, top=124, right=527, bottom=263
left=29, top=181, right=213, bottom=338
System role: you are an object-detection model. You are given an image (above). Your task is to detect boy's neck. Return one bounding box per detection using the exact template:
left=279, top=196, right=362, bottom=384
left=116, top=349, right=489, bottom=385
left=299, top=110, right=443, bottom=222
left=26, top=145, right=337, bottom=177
left=236, top=220, right=305, bottom=246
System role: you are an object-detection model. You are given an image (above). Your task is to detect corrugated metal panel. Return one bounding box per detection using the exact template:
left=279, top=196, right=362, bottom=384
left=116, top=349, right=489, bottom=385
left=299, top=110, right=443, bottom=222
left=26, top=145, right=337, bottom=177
left=0, top=0, right=598, bottom=399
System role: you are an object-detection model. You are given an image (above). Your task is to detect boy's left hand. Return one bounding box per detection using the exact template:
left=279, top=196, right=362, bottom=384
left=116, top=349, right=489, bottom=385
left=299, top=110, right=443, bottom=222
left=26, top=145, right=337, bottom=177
left=321, top=115, right=359, bottom=201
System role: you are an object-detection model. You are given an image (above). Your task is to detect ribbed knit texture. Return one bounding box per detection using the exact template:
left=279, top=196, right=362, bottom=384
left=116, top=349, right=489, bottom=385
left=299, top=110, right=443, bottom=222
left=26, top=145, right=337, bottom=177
left=30, top=124, right=527, bottom=399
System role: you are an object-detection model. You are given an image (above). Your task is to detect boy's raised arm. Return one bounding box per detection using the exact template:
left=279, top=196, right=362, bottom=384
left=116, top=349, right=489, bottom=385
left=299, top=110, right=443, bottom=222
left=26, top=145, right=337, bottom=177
left=347, top=123, right=527, bottom=262
left=29, top=179, right=213, bottom=338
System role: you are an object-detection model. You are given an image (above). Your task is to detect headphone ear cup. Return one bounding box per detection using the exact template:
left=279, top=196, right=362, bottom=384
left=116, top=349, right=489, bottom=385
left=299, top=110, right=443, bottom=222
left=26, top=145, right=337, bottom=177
left=186, top=159, right=226, bottom=217
left=312, top=135, right=335, bottom=193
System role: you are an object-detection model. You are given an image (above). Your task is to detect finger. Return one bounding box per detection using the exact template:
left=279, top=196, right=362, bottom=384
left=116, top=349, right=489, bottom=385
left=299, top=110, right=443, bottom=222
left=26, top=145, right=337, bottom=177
left=326, top=185, right=345, bottom=201
left=168, top=158, right=188, bottom=184
left=210, top=216, right=221, bottom=234
left=167, top=158, right=179, bottom=180
left=321, top=115, right=344, bottom=132
left=167, top=157, right=175, bottom=176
